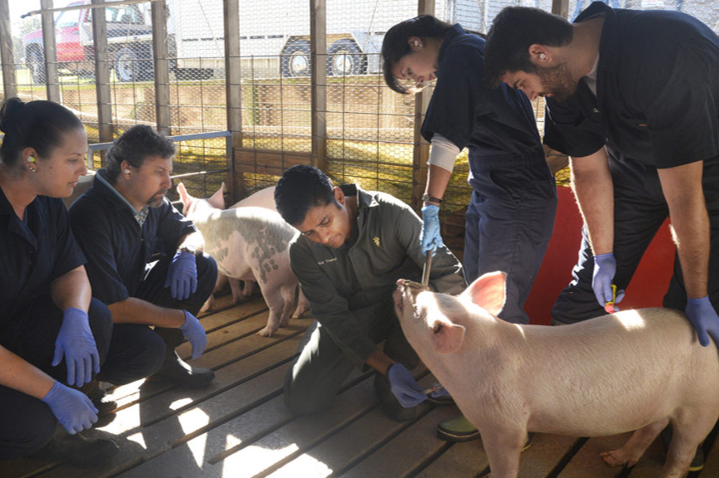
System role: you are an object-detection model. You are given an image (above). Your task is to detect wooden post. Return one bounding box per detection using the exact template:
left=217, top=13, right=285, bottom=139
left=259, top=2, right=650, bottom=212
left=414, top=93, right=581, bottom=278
left=552, top=0, right=570, bottom=18
left=0, top=0, right=17, bottom=99
left=41, top=0, right=61, bottom=102
left=151, top=0, right=171, bottom=135
left=91, top=0, right=113, bottom=166
left=224, top=0, right=242, bottom=203
left=411, top=0, right=435, bottom=211
left=310, top=0, right=327, bottom=172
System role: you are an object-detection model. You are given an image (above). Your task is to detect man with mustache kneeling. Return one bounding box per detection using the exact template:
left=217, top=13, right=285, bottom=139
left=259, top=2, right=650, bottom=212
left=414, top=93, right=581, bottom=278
left=69, top=125, right=218, bottom=389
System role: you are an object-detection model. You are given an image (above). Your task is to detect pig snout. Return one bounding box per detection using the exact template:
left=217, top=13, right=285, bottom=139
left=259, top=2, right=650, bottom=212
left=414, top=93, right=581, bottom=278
left=394, top=279, right=428, bottom=317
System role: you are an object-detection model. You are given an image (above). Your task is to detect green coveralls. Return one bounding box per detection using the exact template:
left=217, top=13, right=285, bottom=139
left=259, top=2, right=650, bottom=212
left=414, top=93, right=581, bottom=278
left=284, top=184, right=466, bottom=415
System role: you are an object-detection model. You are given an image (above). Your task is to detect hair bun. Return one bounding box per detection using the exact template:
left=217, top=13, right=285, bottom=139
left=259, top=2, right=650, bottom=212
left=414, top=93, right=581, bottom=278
left=0, top=97, right=26, bottom=134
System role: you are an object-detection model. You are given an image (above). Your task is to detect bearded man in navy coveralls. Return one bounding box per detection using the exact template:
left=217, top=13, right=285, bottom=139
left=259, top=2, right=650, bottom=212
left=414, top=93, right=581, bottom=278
left=484, top=3, right=719, bottom=470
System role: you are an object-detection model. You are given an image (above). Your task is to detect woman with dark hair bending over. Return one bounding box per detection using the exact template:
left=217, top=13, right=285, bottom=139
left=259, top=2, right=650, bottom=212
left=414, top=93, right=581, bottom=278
left=0, top=98, right=118, bottom=467
left=382, top=15, right=557, bottom=442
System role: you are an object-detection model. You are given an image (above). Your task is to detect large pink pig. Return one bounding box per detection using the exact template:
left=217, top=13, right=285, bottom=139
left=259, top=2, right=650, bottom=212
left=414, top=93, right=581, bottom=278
left=394, top=271, right=719, bottom=478
left=178, top=182, right=303, bottom=336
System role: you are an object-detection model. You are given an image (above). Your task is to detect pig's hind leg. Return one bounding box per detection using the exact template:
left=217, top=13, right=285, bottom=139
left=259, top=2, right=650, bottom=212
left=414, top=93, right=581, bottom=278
left=291, top=286, right=310, bottom=319
left=601, top=417, right=668, bottom=468
left=661, top=411, right=718, bottom=477
left=257, top=285, right=287, bottom=337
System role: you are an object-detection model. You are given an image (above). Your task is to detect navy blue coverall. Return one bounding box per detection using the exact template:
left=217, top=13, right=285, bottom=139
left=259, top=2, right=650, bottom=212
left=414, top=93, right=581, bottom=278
left=421, top=24, right=557, bottom=324
left=546, top=2, right=719, bottom=324
left=0, top=188, right=113, bottom=460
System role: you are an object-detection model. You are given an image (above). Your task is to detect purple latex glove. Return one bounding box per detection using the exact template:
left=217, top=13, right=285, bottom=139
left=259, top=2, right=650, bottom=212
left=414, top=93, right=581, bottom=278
left=420, top=205, right=444, bottom=257
left=686, top=296, right=719, bottom=347
left=42, top=381, right=98, bottom=434
left=52, top=308, right=100, bottom=387
left=592, top=253, right=625, bottom=311
left=164, top=251, right=198, bottom=300
left=180, top=310, right=207, bottom=359
left=388, top=363, right=427, bottom=408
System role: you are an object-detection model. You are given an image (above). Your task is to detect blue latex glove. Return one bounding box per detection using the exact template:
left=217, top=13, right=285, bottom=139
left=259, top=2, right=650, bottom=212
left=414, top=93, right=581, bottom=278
left=180, top=310, right=207, bottom=359
left=164, top=251, right=198, bottom=301
left=387, top=363, right=427, bottom=408
left=42, top=381, right=98, bottom=435
left=686, top=296, right=719, bottom=347
left=420, top=205, right=444, bottom=257
left=592, top=253, right=625, bottom=312
left=52, top=308, right=100, bottom=387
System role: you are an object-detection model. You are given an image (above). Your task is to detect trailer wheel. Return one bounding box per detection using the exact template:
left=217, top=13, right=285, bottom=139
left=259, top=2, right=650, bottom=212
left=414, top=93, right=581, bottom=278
left=281, top=40, right=311, bottom=77
left=327, top=39, right=366, bottom=76
left=27, top=48, right=46, bottom=85
left=115, top=47, right=153, bottom=82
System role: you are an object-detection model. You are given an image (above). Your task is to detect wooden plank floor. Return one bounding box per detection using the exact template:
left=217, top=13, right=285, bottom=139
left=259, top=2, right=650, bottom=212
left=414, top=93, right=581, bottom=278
left=2, top=294, right=719, bottom=478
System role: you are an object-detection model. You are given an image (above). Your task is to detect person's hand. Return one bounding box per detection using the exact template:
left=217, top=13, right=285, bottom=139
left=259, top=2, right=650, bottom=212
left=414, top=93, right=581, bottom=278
left=387, top=363, right=427, bottom=408
left=686, top=296, right=719, bottom=347
left=180, top=311, right=207, bottom=359
left=592, top=253, right=625, bottom=312
left=420, top=205, right=444, bottom=257
left=52, top=308, right=100, bottom=387
left=164, top=251, right=198, bottom=300
left=41, top=381, right=98, bottom=434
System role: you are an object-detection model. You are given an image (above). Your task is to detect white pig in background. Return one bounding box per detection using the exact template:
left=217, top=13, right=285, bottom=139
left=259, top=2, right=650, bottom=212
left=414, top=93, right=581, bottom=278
left=178, top=182, right=304, bottom=336
left=394, top=272, right=719, bottom=478
left=228, top=185, right=277, bottom=211
left=198, top=183, right=309, bottom=318
left=223, top=184, right=277, bottom=302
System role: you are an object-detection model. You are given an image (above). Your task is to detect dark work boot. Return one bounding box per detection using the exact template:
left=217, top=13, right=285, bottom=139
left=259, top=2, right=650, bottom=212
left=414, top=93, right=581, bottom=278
left=78, top=380, right=118, bottom=428
left=35, top=430, right=119, bottom=468
left=152, top=350, right=215, bottom=388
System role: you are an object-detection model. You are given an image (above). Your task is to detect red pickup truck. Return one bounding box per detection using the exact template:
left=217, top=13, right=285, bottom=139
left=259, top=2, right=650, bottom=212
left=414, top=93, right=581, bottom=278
left=23, top=1, right=174, bottom=84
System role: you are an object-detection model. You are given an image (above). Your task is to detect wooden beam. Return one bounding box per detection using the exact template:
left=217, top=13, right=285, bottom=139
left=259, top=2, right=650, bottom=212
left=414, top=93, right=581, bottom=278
left=223, top=0, right=242, bottom=203
left=40, top=0, right=60, bottom=102
left=411, top=0, right=435, bottom=212
left=310, top=0, right=327, bottom=171
left=151, top=0, right=171, bottom=135
left=552, top=0, right=570, bottom=18
left=0, top=0, right=17, bottom=99
left=91, top=0, right=113, bottom=152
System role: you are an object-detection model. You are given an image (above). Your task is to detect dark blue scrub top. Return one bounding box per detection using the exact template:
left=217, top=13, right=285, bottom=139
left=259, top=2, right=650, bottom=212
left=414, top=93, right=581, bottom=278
left=68, top=169, right=196, bottom=306
left=420, top=24, right=545, bottom=188
left=544, top=1, right=719, bottom=169
left=0, top=185, right=86, bottom=327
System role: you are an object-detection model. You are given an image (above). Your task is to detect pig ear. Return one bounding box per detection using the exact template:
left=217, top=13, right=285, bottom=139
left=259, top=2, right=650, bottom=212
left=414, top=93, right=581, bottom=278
left=177, top=182, right=191, bottom=211
left=461, top=271, right=507, bottom=316
left=208, top=182, right=225, bottom=209
left=430, top=319, right=466, bottom=354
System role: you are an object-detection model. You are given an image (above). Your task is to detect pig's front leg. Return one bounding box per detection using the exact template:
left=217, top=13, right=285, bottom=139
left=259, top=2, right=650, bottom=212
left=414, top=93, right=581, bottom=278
left=241, top=280, right=257, bottom=299
left=481, top=428, right=526, bottom=478
left=601, top=418, right=667, bottom=468
left=199, top=294, right=215, bottom=314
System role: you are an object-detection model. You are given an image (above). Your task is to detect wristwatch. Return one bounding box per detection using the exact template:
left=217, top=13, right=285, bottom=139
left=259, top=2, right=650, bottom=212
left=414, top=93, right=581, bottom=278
left=422, top=193, right=443, bottom=205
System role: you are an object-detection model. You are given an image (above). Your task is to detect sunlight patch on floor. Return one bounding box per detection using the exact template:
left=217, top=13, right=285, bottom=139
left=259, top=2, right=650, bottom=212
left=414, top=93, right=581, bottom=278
left=126, top=432, right=147, bottom=450
left=267, top=454, right=333, bottom=478
left=170, top=397, right=194, bottom=411
left=221, top=443, right=299, bottom=478
left=179, top=408, right=210, bottom=467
